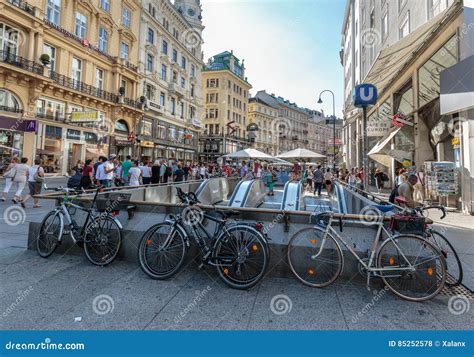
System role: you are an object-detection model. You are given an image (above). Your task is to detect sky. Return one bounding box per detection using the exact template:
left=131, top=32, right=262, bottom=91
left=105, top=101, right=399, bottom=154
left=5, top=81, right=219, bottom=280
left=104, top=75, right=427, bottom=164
left=201, top=0, right=346, bottom=117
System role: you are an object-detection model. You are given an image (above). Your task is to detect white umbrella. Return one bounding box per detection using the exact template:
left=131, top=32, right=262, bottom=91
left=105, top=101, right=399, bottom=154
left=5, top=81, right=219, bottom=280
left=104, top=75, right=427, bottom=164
left=223, top=148, right=275, bottom=160
left=277, top=148, right=326, bottom=163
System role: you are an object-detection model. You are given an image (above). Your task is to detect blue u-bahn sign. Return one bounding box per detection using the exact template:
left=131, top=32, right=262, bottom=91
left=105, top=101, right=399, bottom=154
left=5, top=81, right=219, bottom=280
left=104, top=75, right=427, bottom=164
left=353, top=83, right=377, bottom=107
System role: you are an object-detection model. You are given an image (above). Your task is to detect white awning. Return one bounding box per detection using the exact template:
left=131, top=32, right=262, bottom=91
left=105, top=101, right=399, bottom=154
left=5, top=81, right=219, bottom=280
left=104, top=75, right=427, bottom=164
left=368, top=127, right=402, bottom=167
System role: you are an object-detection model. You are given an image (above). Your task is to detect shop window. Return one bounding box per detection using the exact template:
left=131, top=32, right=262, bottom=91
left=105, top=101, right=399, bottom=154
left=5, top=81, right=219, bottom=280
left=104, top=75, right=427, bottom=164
left=115, top=120, right=129, bottom=134
left=418, top=35, right=458, bottom=108
left=0, top=89, right=21, bottom=113
left=0, top=132, right=23, bottom=174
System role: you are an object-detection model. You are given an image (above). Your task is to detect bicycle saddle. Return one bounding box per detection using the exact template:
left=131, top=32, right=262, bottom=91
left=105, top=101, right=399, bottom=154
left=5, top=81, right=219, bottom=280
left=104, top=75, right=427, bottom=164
left=216, top=210, right=240, bottom=218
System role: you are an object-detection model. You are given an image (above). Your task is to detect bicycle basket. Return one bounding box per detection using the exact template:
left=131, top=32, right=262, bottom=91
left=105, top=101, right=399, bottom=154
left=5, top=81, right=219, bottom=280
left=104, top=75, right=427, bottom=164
left=390, top=215, right=426, bottom=235
left=95, top=192, right=132, bottom=212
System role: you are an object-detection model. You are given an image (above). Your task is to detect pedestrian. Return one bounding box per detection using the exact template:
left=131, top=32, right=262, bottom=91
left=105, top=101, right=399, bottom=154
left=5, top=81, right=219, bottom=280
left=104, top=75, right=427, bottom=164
left=99, top=155, right=116, bottom=188
left=80, top=159, right=94, bottom=189
left=94, top=156, right=105, bottom=185
left=264, top=165, right=276, bottom=196
left=151, top=160, right=161, bottom=184
left=11, top=157, right=29, bottom=204
left=140, top=161, right=151, bottom=185
left=174, top=164, right=185, bottom=182
left=128, top=160, right=142, bottom=187
left=396, top=173, right=420, bottom=208
left=324, top=168, right=332, bottom=196
left=414, top=170, right=425, bottom=202
left=240, top=161, right=248, bottom=178
left=121, top=155, right=132, bottom=186
left=1, top=157, right=19, bottom=202
left=183, top=163, right=190, bottom=181
left=312, top=165, right=324, bottom=196
left=199, top=164, right=207, bottom=179
left=22, top=158, right=44, bottom=208
left=304, top=166, right=313, bottom=192
left=348, top=169, right=357, bottom=189
left=374, top=168, right=385, bottom=194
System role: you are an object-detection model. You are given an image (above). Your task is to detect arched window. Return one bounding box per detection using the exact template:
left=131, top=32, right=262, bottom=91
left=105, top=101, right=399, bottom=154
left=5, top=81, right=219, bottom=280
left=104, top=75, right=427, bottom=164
left=0, top=89, right=21, bottom=112
left=115, top=119, right=129, bottom=134
left=0, top=23, right=20, bottom=56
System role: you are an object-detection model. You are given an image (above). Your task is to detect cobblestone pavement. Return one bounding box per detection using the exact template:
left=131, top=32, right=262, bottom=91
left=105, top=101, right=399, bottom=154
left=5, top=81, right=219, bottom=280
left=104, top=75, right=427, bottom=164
left=0, top=179, right=472, bottom=330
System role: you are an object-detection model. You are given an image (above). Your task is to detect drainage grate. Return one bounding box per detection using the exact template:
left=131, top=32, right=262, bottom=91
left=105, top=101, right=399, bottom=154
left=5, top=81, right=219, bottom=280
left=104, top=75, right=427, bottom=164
left=440, top=283, right=474, bottom=299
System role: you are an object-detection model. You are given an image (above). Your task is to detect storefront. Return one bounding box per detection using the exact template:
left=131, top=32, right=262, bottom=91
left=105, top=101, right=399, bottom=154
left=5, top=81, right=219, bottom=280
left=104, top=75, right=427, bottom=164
left=84, top=132, right=108, bottom=161
left=38, top=124, right=64, bottom=174
left=140, top=140, right=154, bottom=162
left=111, top=120, right=133, bottom=160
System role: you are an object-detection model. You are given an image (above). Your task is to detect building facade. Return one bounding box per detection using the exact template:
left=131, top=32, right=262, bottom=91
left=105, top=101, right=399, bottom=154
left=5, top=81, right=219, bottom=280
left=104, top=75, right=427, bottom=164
left=138, top=0, right=204, bottom=163
left=199, top=51, right=252, bottom=163
left=0, top=0, right=143, bottom=174
left=247, top=97, right=279, bottom=156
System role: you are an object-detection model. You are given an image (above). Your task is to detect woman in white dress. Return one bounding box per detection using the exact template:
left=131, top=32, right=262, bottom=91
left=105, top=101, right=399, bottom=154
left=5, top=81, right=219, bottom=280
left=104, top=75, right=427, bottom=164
left=128, top=161, right=142, bottom=187
left=12, top=157, right=29, bottom=204
left=1, top=157, right=19, bottom=201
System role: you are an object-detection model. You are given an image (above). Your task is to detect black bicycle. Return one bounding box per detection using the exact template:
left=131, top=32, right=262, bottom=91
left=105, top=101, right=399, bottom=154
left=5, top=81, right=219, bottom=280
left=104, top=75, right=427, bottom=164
left=37, top=185, right=128, bottom=266
left=138, top=188, right=269, bottom=289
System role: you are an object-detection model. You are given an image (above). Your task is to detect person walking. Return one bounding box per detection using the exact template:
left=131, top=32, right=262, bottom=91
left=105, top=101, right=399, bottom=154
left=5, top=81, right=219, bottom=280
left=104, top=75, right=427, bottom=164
left=100, top=155, right=116, bottom=188
left=304, top=166, right=314, bottom=192
left=80, top=160, right=94, bottom=189
left=1, top=157, right=19, bottom=202
left=312, top=165, right=324, bottom=196
left=348, top=169, right=357, bottom=189
left=324, top=168, right=333, bottom=196
left=22, top=159, right=44, bottom=208
left=174, top=164, right=185, bottom=182
left=128, top=160, right=142, bottom=187
left=12, top=157, right=29, bottom=204
left=140, top=161, right=151, bottom=185
left=374, top=168, right=385, bottom=194
left=414, top=170, right=425, bottom=202
left=397, top=173, right=420, bottom=208
left=199, top=164, right=207, bottom=180
left=93, top=156, right=105, bottom=185
left=151, top=160, right=161, bottom=184
left=121, top=156, right=132, bottom=186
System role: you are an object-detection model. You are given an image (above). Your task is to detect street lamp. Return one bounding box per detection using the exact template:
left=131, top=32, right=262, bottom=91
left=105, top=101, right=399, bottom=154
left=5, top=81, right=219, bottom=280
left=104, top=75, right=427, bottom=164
left=318, top=90, right=336, bottom=172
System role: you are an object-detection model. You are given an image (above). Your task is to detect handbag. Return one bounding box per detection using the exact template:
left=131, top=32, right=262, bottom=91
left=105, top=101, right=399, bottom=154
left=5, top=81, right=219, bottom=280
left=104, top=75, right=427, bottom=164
left=3, top=167, right=16, bottom=179
left=33, top=167, right=45, bottom=183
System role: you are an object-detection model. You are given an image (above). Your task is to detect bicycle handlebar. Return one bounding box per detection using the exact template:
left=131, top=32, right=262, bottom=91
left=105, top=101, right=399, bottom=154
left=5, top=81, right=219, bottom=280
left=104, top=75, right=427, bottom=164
left=413, top=205, right=447, bottom=220
left=176, top=187, right=200, bottom=205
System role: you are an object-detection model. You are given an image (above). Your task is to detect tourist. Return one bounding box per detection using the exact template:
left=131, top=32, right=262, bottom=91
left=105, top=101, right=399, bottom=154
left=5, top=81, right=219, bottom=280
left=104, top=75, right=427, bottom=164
left=22, top=158, right=44, bottom=208
left=128, top=161, right=142, bottom=187
left=312, top=165, right=324, bottom=196
left=240, top=161, right=248, bottom=178
left=0, top=157, right=19, bottom=202
left=374, top=168, right=385, bottom=194
left=414, top=170, right=425, bottom=202
left=348, top=169, right=357, bottom=189
left=199, top=164, right=207, bottom=179
left=93, top=156, right=105, bottom=185
left=99, top=155, right=116, bottom=188
left=159, top=160, right=168, bottom=183
left=12, top=157, right=29, bottom=204
left=324, top=168, right=333, bottom=196
left=397, top=173, right=419, bottom=208
left=151, top=160, right=161, bottom=184
left=174, top=164, right=185, bottom=182
left=304, top=166, right=313, bottom=192
left=140, top=161, right=151, bottom=185
left=121, top=156, right=132, bottom=186
left=183, top=163, right=190, bottom=181
left=80, top=160, right=94, bottom=189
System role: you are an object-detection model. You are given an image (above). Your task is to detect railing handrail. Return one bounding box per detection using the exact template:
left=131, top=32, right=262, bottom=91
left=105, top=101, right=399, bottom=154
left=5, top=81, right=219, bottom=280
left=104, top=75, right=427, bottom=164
left=0, top=50, right=43, bottom=75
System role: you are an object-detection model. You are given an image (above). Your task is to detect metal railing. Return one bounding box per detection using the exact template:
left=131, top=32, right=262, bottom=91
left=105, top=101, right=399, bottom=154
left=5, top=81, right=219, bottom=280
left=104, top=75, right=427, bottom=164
left=7, top=0, right=35, bottom=16
left=0, top=50, right=43, bottom=75
left=0, top=105, right=23, bottom=114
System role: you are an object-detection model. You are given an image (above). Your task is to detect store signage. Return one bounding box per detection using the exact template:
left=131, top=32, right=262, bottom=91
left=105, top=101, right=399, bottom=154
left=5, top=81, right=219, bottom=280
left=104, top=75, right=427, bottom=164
left=67, top=129, right=82, bottom=140
left=367, top=118, right=390, bottom=137
left=141, top=140, right=154, bottom=148
left=328, top=138, right=343, bottom=145
left=115, top=140, right=133, bottom=146
left=353, top=84, right=377, bottom=107
left=391, top=113, right=414, bottom=127
left=71, top=111, right=99, bottom=123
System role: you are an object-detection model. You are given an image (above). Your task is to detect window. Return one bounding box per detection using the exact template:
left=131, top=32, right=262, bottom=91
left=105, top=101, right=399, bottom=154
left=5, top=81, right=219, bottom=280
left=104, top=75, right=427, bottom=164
left=141, top=119, right=153, bottom=136
left=75, top=12, right=87, bottom=38
left=96, top=68, right=104, bottom=90
left=399, top=11, right=410, bottom=39
left=0, top=24, right=19, bottom=56
left=381, top=10, right=388, bottom=41
left=0, top=89, right=20, bottom=111
left=100, top=0, right=110, bottom=12
left=168, top=97, right=175, bottom=114
left=190, top=106, right=195, bottom=119
left=172, top=49, right=178, bottom=62
left=37, top=97, right=65, bottom=121
left=172, top=71, right=178, bottom=83
left=145, top=84, right=155, bottom=101
left=191, top=64, right=196, bottom=77
left=206, top=79, right=219, bottom=88
left=120, top=42, right=129, bottom=60
left=121, top=80, right=127, bottom=96
left=98, top=27, right=108, bottom=53
left=148, top=4, right=156, bottom=18
left=46, top=0, right=61, bottom=25
left=398, top=0, right=407, bottom=13
left=161, top=64, right=167, bottom=81
left=162, top=40, right=168, bottom=54
left=43, top=44, right=56, bottom=71
left=190, top=84, right=195, bottom=97
left=178, top=101, right=184, bottom=118
left=163, top=18, right=169, bottom=30
left=146, top=54, right=154, bottom=72
left=181, top=56, right=186, bottom=69
left=122, top=7, right=131, bottom=28
left=160, top=92, right=165, bottom=107
left=180, top=77, right=185, bottom=88
left=428, top=0, right=448, bottom=19
left=71, top=57, right=82, bottom=88
left=147, top=28, right=154, bottom=44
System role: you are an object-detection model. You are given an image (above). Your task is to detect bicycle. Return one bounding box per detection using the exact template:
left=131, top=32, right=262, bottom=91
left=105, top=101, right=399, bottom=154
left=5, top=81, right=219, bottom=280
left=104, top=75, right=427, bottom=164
left=394, top=203, right=463, bottom=287
left=36, top=184, right=128, bottom=266
left=138, top=188, right=269, bottom=289
left=287, top=209, right=447, bottom=301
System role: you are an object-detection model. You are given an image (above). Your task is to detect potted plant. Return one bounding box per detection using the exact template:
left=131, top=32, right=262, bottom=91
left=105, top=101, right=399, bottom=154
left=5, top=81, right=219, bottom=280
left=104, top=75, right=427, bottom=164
left=39, top=54, right=50, bottom=66
left=139, top=95, right=146, bottom=103
left=118, top=86, right=126, bottom=96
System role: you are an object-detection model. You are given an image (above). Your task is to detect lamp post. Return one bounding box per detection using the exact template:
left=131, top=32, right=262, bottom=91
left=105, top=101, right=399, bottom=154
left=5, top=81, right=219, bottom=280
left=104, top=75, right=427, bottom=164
left=318, top=90, right=336, bottom=172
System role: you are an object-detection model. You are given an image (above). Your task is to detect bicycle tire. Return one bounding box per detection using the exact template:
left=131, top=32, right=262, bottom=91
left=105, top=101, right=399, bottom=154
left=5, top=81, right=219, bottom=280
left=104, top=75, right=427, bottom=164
left=83, top=215, right=122, bottom=266
left=377, top=234, right=446, bottom=302
left=425, top=230, right=463, bottom=287
left=287, top=226, right=343, bottom=288
left=37, top=210, right=63, bottom=258
left=138, top=222, right=188, bottom=279
left=213, top=225, right=269, bottom=290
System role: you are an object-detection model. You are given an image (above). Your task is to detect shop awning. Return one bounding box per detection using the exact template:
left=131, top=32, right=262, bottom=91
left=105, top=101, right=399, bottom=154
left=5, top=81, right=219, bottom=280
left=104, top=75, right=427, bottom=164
left=368, top=127, right=402, bottom=167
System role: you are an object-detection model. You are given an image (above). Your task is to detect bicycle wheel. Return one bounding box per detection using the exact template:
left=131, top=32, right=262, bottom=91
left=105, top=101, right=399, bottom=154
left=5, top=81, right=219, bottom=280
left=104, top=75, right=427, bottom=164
left=425, top=230, right=463, bottom=287
left=37, top=211, right=63, bottom=258
left=213, top=225, right=269, bottom=290
left=83, top=215, right=122, bottom=266
left=377, top=235, right=446, bottom=301
left=138, top=222, right=188, bottom=279
left=287, top=226, right=343, bottom=288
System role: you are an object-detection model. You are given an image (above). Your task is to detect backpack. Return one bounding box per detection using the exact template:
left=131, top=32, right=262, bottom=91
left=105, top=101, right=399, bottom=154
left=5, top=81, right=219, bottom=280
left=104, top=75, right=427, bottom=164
left=166, top=165, right=172, bottom=177
left=382, top=173, right=389, bottom=182
left=388, top=185, right=399, bottom=203
left=67, top=171, right=82, bottom=188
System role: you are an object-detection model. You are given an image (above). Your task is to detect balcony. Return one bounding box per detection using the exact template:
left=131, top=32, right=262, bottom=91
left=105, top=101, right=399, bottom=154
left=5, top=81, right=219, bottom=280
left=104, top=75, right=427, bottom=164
left=169, top=83, right=185, bottom=97
left=122, top=97, right=142, bottom=109
left=0, top=51, right=43, bottom=75
left=292, top=135, right=299, bottom=141
left=7, top=0, right=35, bottom=16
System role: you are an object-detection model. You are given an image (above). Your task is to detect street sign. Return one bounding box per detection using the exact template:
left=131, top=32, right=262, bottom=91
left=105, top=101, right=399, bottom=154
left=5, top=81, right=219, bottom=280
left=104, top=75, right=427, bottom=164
left=353, top=84, right=377, bottom=108
left=391, top=113, right=415, bottom=127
